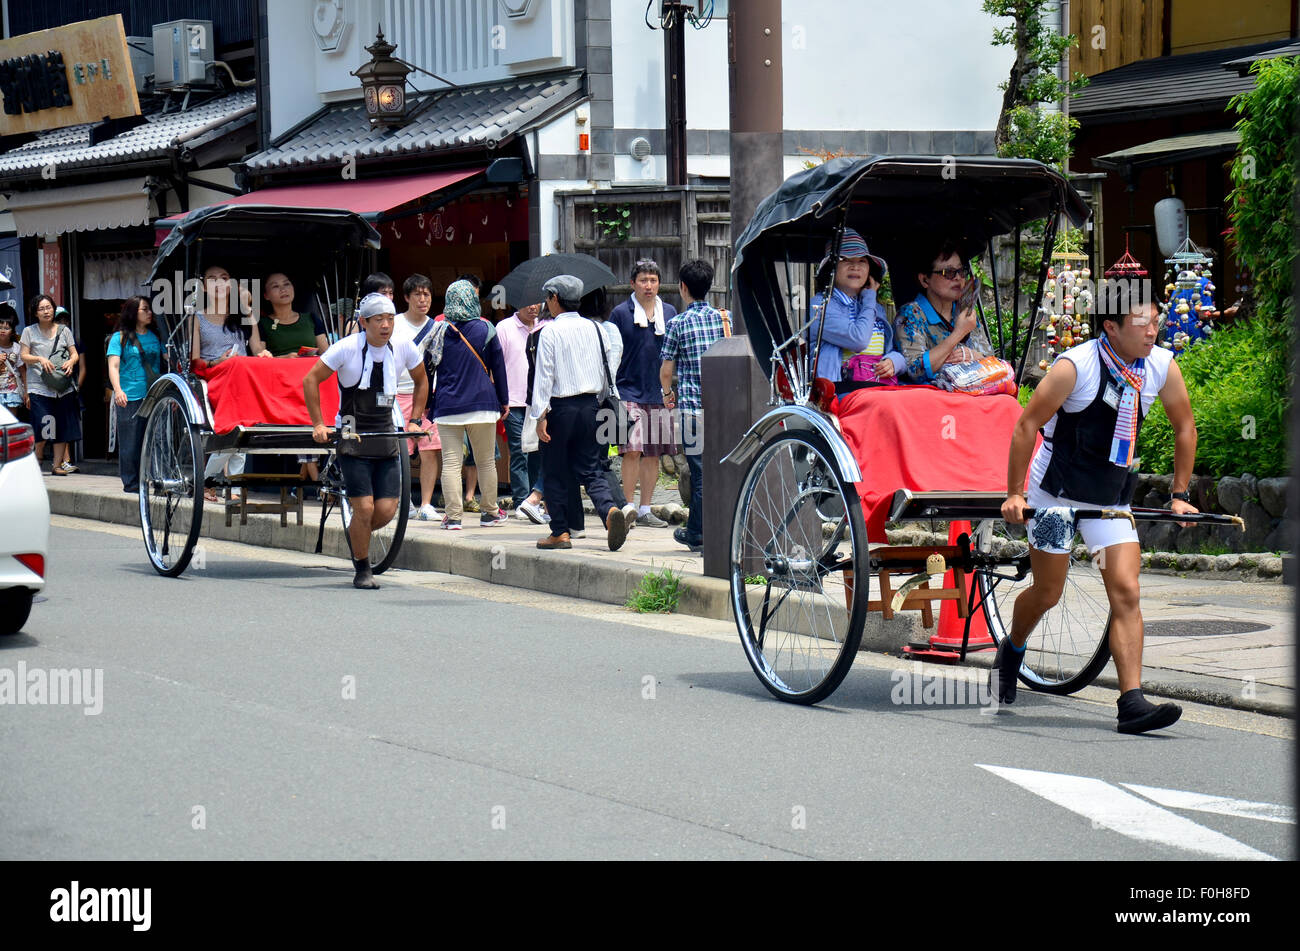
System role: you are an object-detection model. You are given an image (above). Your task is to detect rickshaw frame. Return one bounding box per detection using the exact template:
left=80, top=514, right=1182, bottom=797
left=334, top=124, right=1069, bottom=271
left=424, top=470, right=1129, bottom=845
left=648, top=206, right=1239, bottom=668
left=135, top=204, right=410, bottom=577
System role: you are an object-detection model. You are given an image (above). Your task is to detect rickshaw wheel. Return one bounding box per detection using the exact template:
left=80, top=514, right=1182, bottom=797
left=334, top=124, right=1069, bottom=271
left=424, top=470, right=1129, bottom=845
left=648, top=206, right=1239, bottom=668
left=730, top=430, right=868, bottom=705
left=338, top=449, right=410, bottom=573
left=139, top=392, right=204, bottom=577
left=972, top=518, right=1112, bottom=694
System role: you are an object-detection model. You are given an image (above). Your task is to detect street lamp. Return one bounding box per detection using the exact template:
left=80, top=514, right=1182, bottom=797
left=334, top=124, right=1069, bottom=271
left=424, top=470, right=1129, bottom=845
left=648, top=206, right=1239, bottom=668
left=352, top=28, right=412, bottom=127
left=352, top=25, right=460, bottom=129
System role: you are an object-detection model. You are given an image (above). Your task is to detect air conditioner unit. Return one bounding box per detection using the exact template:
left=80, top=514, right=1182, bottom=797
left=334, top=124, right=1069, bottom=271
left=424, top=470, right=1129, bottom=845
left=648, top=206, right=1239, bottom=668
left=152, top=19, right=215, bottom=89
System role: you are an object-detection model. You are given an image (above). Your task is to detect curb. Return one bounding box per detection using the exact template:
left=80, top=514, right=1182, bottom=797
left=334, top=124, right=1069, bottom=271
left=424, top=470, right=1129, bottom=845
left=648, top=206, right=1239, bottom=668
left=49, top=482, right=924, bottom=649
left=48, top=482, right=1291, bottom=715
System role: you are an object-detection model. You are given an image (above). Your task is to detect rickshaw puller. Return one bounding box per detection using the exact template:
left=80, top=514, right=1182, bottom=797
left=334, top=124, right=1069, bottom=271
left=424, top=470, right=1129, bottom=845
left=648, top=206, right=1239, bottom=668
left=305, top=293, right=428, bottom=589
left=998, top=299, right=1199, bottom=734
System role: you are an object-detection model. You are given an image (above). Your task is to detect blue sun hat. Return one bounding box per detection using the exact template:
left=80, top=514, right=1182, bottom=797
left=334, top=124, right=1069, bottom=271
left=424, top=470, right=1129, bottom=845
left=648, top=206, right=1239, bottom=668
left=826, top=228, right=888, bottom=277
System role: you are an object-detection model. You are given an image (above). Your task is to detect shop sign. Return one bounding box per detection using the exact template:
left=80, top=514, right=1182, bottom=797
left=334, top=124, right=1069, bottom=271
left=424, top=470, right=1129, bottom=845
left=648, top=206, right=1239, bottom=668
left=0, top=15, right=139, bottom=137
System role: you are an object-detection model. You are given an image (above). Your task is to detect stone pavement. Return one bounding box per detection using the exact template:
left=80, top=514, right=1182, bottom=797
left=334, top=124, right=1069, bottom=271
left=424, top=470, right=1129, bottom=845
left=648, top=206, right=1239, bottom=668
left=43, top=473, right=1293, bottom=717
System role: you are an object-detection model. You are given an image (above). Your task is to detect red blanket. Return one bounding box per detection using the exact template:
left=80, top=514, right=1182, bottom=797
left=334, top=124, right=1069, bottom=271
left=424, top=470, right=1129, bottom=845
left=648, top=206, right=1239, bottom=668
left=835, top=385, right=1026, bottom=542
left=196, top=356, right=338, bottom=433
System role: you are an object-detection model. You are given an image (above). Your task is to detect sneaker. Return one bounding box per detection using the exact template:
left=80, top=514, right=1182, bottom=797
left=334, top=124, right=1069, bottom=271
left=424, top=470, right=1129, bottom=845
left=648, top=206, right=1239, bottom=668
left=620, top=503, right=639, bottom=532
left=636, top=511, right=668, bottom=528
left=416, top=503, right=440, bottom=521
left=571, top=529, right=587, bottom=539
left=463, top=498, right=481, bottom=513
left=480, top=507, right=509, bottom=526
left=59, top=461, right=78, bottom=474
left=441, top=517, right=462, bottom=531
left=518, top=498, right=547, bottom=524
left=673, top=526, right=703, bottom=552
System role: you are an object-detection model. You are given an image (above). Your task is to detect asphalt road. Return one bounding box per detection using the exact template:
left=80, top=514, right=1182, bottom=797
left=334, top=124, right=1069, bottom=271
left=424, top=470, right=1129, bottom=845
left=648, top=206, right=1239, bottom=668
left=0, top=518, right=1293, bottom=861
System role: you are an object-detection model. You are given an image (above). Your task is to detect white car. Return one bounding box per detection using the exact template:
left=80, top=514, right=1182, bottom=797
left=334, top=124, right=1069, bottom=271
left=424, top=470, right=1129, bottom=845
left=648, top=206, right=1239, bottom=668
left=0, top=404, right=47, bottom=635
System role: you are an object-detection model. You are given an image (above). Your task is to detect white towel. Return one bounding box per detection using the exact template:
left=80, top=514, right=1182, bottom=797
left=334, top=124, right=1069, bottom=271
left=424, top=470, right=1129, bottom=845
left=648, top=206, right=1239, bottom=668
left=633, top=296, right=665, bottom=335
left=358, top=342, right=397, bottom=394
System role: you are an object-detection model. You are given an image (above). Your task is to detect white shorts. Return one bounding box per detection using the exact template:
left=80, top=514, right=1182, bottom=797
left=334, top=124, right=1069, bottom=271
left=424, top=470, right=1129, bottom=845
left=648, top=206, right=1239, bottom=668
left=1025, top=483, right=1138, bottom=556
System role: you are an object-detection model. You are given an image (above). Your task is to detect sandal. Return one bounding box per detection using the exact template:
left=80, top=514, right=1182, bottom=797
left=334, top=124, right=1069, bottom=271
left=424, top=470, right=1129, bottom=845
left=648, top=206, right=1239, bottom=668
left=50, top=468, right=68, bottom=477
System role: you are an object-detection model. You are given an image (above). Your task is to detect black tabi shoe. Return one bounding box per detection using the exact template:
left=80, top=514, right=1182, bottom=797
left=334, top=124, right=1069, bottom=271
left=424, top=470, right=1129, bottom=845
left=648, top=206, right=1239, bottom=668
left=352, top=557, right=380, bottom=590
left=1116, top=688, right=1182, bottom=734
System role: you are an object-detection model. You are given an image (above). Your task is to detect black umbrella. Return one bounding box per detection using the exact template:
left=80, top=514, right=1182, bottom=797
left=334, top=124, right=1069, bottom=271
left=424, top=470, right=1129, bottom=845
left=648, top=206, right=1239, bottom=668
left=494, top=253, right=616, bottom=310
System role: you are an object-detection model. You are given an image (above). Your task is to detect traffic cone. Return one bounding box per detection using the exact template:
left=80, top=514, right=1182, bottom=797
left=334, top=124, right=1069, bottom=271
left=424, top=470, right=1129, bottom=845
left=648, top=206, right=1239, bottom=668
left=928, top=520, right=994, bottom=652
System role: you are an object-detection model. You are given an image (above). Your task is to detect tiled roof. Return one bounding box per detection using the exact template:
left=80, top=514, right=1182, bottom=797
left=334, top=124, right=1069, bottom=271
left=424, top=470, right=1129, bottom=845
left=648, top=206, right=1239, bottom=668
left=0, top=90, right=256, bottom=180
left=1070, top=41, right=1285, bottom=119
left=1221, top=41, right=1300, bottom=75
left=245, top=72, right=583, bottom=173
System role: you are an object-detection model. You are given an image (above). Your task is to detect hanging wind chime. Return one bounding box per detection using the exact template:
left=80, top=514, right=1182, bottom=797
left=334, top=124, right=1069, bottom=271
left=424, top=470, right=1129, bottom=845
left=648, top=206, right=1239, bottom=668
left=1160, top=235, right=1218, bottom=354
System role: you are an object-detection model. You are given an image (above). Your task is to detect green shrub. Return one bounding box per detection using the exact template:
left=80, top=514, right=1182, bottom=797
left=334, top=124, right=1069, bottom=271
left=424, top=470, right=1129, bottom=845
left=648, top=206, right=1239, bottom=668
left=1137, top=319, right=1288, bottom=477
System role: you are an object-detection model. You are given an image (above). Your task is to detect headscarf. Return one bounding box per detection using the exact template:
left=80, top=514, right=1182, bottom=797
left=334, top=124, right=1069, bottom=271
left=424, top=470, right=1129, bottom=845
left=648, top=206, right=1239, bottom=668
left=443, top=280, right=481, bottom=323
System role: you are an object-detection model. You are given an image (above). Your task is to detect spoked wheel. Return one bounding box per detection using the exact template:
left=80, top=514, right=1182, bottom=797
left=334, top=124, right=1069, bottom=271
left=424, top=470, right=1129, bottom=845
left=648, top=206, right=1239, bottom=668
left=972, top=518, right=1112, bottom=694
left=730, top=430, right=869, bottom=705
left=139, top=392, right=204, bottom=576
left=337, top=450, right=411, bottom=574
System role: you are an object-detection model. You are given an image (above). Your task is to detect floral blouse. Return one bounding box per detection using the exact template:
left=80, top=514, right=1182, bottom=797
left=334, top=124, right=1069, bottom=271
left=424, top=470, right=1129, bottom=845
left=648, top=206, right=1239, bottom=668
left=895, top=294, right=995, bottom=383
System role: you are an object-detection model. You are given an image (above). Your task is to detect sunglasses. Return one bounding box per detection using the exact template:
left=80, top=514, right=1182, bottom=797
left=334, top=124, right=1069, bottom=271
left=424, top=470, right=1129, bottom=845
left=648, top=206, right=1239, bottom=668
left=931, top=267, right=970, bottom=280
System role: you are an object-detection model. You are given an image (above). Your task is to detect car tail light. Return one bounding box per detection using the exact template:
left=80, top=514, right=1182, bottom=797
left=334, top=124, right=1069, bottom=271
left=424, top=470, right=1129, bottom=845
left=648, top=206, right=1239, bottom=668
left=14, top=554, right=44, bottom=579
left=1, top=422, right=35, bottom=463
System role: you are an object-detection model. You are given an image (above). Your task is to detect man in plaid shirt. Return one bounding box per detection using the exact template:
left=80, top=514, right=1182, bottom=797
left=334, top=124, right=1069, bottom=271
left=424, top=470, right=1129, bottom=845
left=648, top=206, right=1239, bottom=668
left=660, top=259, right=728, bottom=552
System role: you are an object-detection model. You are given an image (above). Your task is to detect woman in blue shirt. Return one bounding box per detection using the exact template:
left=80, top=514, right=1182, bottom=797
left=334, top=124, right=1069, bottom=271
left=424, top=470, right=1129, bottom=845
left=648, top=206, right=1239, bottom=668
left=107, top=295, right=162, bottom=492
left=808, top=229, right=903, bottom=386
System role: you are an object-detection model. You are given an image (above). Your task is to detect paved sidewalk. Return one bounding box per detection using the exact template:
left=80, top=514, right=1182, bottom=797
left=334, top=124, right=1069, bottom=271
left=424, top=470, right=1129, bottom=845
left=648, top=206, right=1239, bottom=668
left=44, top=473, right=1294, bottom=717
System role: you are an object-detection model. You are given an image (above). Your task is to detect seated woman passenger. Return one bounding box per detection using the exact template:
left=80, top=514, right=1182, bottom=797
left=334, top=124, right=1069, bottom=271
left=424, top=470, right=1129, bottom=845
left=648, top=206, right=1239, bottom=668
left=258, top=272, right=329, bottom=356
left=808, top=228, right=904, bottom=386
left=895, top=240, right=995, bottom=384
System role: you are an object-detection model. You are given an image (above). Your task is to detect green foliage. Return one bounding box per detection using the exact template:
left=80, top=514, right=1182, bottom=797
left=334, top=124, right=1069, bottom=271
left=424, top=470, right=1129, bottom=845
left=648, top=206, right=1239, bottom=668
left=1136, top=319, right=1288, bottom=478
left=592, top=203, right=631, bottom=243
left=1228, top=56, right=1299, bottom=333
left=626, top=565, right=682, bottom=613
left=997, top=105, right=1079, bottom=166
left=983, top=0, right=1089, bottom=168
left=743, top=575, right=769, bottom=586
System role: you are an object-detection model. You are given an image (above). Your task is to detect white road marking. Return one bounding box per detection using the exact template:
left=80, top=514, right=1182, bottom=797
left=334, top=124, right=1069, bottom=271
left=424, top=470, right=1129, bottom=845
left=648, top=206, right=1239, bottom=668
left=977, top=764, right=1277, bottom=861
left=1121, top=783, right=1295, bottom=825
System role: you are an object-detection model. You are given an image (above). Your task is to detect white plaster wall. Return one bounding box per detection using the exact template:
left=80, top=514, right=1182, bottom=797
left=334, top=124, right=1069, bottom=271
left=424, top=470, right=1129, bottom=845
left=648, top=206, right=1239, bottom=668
left=538, top=179, right=588, bottom=254
left=612, top=0, right=1014, bottom=132
left=185, top=168, right=239, bottom=213
left=536, top=107, right=580, bottom=156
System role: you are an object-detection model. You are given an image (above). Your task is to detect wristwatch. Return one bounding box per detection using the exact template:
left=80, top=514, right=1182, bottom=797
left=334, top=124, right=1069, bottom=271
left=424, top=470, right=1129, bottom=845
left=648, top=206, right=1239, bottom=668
left=1170, top=490, right=1191, bottom=503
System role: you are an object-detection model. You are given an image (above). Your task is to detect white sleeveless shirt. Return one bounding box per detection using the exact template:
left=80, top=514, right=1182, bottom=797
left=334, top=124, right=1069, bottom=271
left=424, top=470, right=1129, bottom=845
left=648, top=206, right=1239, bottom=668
left=1029, top=338, right=1174, bottom=489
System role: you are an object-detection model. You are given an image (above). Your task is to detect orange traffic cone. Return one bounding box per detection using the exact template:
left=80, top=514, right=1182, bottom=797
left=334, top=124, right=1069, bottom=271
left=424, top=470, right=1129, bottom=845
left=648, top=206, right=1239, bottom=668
left=928, top=520, right=994, bottom=653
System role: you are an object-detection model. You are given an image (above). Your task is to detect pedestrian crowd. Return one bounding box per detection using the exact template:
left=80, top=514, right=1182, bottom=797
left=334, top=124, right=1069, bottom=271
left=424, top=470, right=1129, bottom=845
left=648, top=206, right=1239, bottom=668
left=300, top=256, right=729, bottom=577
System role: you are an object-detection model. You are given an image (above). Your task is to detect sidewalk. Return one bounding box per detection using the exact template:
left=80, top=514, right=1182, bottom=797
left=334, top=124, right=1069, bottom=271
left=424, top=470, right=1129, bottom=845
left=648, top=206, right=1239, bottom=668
left=45, top=473, right=1293, bottom=717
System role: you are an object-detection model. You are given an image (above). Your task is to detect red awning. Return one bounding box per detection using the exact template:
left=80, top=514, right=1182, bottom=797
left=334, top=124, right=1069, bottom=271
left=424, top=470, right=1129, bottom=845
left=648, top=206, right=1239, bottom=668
left=156, top=168, right=485, bottom=239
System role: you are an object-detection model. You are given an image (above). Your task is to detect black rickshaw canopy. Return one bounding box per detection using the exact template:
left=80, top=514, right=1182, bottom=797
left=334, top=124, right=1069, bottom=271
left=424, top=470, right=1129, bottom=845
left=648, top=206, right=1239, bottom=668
left=149, top=204, right=382, bottom=286
left=732, top=155, right=1092, bottom=379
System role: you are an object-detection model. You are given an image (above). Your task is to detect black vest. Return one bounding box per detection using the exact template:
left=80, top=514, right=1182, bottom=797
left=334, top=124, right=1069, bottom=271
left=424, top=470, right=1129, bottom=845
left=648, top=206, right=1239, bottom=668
left=1039, top=347, right=1146, bottom=506
left=338, top=349, right=398, bottom=458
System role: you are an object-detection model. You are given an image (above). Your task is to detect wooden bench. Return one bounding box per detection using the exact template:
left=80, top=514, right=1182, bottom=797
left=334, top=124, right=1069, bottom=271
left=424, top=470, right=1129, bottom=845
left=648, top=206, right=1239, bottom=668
left=218, top=473, right=312, bottom=527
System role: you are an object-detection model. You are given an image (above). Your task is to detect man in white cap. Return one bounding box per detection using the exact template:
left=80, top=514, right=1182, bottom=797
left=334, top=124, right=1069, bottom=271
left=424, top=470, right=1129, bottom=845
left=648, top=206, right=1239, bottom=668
left=304, top=292, right=428, bottom=588
left=530, top=274, right=637, bottom=551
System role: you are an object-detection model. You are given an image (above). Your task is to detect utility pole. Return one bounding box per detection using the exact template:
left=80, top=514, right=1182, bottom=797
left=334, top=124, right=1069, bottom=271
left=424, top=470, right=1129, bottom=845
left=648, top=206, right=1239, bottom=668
left=699, top=0, right=783, bottom=578
left=663, top=1, right=689, bottom=186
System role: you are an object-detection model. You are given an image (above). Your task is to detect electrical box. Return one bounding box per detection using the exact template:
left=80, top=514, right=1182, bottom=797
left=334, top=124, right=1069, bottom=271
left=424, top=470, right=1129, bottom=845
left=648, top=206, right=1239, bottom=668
left=151, top=19, right=215, bottom=89
left=124, top=37, right=153, bottom=93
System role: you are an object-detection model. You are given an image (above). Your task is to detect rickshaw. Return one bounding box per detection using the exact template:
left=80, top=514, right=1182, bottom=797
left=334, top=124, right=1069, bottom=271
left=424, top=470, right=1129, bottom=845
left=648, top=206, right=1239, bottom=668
left=136, top=204, right=410, bottom=577
left=724, top=155, right=1239, bottom=705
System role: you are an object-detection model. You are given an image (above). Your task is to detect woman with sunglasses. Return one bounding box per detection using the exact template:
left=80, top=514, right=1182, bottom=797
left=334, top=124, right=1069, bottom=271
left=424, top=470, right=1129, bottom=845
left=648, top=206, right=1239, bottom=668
left=895, top=239, right=995, bottom=383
